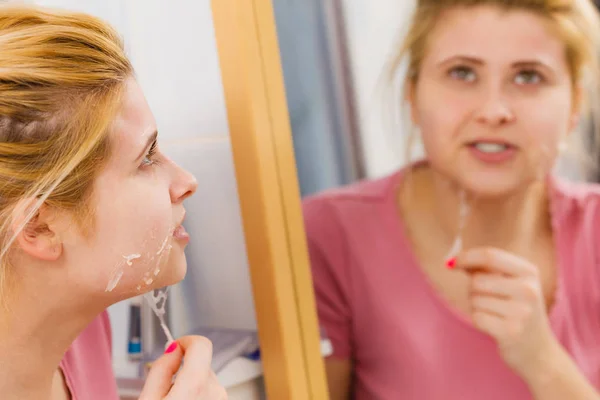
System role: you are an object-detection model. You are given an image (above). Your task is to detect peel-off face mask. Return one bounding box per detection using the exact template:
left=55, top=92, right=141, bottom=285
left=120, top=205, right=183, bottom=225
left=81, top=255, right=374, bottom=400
left=138, top=227, right=176, bottom=346
left=124, top=253, right=141, bottom=266
left=444, top=137, right=558, bottom=268
left=105, top=225, right=174, bottom=293
left=136, top=228, right=174, bottom=290
left=105, top=253, right=141, bottom=292
left=104, top=227, right=159, bottom=293
left=105, top=267, right=125, bottom=293
left=144, top=287, right=175, bottom=344
left=105, top=225, right=178, bottom=346
left=444, top=189, right=471, bottom=261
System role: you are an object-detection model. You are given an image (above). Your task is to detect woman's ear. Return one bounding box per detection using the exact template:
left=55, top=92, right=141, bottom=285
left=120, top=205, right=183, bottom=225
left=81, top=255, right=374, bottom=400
left=12, top=200, right=63, bottom=262
left=406, top=81, right=420, bottom=125
left=569, top=84, right=583, bottom=133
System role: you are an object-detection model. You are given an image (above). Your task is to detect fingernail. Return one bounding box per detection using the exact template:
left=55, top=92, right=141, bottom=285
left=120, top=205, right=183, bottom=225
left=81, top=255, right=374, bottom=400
left=164, top=341, right=178, bottom=354
left=445, top=257, right=456, bottom=269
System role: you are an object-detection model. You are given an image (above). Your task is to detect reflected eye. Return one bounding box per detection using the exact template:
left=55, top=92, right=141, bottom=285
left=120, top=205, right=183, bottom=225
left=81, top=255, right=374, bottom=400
left=141, top=140, right=158, bottom=168
left=449, top=66, right=476, bottom=82
left=515, top=70, right=543, bottom=85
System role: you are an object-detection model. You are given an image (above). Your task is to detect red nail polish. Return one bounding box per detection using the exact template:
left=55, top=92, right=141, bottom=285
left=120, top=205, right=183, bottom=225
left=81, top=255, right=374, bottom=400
left=445, top=257, right=456, bottom=269
left=165, top=342, right=178, bottom=354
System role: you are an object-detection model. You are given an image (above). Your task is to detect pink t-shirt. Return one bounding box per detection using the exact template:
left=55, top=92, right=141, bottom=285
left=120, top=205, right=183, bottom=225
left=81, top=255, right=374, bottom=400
left=60, top=311, right=119, bottom=400
left=303, top=167, right=600, bottom=399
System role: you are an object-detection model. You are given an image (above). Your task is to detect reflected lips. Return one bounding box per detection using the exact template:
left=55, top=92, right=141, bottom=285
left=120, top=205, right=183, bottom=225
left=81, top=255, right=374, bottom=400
left=468, top=142, right=517, bottom=164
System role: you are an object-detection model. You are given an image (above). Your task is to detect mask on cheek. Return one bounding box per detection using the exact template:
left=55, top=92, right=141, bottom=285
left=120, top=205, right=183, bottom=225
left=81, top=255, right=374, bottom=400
left=104, top=225, right=175, bottom=293
left=104, top=225, right=177, bottom=345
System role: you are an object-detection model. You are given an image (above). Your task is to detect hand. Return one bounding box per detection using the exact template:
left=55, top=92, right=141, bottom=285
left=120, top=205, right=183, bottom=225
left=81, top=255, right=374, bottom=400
left=451, top=247, right=560, bottom=383
left=139, top=336, right=228, bottom=400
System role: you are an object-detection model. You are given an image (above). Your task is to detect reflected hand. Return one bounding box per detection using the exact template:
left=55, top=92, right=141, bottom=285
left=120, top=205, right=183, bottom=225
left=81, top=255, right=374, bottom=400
left=139, top=335, right=228, bottom=400
left=452, top=247, right=560, bottom=383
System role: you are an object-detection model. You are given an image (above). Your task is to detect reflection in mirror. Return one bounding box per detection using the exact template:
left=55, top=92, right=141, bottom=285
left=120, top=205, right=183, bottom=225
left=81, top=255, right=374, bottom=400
left=290, top=1, right=600, bottom=399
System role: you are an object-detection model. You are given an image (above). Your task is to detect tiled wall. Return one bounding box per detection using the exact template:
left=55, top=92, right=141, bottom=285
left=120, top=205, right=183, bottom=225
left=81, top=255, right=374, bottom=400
left=30, top=0, right=258, bottom=375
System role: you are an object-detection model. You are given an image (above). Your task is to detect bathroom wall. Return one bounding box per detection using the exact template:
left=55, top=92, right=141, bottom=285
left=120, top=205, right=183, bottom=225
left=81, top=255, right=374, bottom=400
left=27, top=0, right=258, bottom=376
left=340, top=0, right=416, bottom=178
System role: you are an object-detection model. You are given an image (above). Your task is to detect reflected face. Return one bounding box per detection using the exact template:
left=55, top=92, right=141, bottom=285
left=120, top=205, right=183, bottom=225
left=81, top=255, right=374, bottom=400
left=64, top=78, right=197, bottom=299
left=410, top=5, right=579, bottom=196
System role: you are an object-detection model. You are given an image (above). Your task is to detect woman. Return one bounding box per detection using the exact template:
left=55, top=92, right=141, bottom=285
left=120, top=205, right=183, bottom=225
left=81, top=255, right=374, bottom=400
left=304, top=0, right=600, bottom=399
left=0, top=5, right=226, bottom=400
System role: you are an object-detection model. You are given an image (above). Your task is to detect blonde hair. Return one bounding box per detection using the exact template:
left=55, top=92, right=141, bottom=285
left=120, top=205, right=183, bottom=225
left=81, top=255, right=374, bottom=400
left=0, top=5, right=133, bottom=299
left=384, top=0, right=600, bottom=177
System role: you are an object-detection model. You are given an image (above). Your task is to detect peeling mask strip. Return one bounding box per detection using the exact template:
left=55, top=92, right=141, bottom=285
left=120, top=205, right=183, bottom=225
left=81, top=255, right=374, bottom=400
left=144, top=288, right=175, bottom=343
left=444, top=190, right=471, bottom=260
left=105, top=253, right=142, bottom=292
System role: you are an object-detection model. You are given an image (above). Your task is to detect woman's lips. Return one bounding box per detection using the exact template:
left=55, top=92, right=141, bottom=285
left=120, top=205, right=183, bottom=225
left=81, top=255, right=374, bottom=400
left=173, top=225, right=190, bottom=243
left=467, top=141, right=517, bottom=164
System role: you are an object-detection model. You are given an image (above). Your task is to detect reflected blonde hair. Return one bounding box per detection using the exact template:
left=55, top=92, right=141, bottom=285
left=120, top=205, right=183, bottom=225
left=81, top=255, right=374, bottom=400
left=384, top=0, right=600, bottom=177
left=0, top=5, right=133, bottom=300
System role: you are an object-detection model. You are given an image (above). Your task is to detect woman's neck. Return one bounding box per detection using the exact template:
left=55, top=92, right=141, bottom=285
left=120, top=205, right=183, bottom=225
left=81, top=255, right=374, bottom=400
left=0, top=283, right=102, bottom=400
left=405, top=164, right=551, bottom=254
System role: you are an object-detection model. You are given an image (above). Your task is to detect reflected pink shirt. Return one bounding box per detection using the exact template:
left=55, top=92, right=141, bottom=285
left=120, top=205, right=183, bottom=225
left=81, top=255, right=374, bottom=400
left=60, top=311, right=119, bottom=400
left=303, top=167, right=600, bottom=400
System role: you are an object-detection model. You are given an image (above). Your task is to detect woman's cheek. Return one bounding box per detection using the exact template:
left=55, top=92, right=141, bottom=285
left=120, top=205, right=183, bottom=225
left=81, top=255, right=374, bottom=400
left=104, top=220, right=174, bottom=293
left=134, top=224, right=175, bottom=290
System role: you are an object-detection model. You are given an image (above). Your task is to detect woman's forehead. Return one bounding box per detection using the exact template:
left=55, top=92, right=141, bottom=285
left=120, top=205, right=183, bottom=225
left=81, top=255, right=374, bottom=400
left=424, top=6, right=567, bottom=67
left=110, top=80, right=156, bottom=157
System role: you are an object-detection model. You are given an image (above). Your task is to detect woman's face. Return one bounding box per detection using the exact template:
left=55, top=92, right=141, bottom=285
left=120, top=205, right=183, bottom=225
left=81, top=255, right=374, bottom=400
left=63, top=78, right=197, bottom=300
left=411, top=5, right=580, bottom=197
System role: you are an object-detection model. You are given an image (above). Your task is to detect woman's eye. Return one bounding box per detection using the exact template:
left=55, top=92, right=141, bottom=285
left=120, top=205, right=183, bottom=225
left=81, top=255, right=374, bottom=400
left=449, top=66, right=476, bottom=82
left=141, top=141, right=159, bottom=168
left=141, top=154, right=155, bottom=166
left=515, top=70, right=543, bottom=85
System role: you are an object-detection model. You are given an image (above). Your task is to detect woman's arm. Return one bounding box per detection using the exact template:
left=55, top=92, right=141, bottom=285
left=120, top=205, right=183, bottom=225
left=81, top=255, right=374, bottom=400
left=526, top=343, right=600, bottom=400
left=453, top=248, right=600, bottom=400
left=303, top=198, right=355, bottom=399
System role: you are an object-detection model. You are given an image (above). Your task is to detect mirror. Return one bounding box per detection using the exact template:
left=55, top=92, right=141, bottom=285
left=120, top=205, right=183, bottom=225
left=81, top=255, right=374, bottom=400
left=269, top=0, right=600, bottom=399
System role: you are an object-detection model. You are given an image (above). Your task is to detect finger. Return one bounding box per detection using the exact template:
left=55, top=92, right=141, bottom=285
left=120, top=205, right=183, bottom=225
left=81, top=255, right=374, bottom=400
left=471, top=273, right=542, bottom=303
left=471, top=273, right=521, bottom=299
left=453, top=247, right=537, bottom=277
left=167, top=336, right=214, bottom=398
left=471, top=294, right=519, bottom=318
left=471, top=309, right=505, bottom=338
left=204, top=371, right=229, bottom=400
left=139, top=342, right=183, bottom=400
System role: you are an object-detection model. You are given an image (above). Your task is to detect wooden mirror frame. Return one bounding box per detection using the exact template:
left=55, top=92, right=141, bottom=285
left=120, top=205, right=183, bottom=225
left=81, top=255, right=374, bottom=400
left=212, top=0, right=329, bottom=398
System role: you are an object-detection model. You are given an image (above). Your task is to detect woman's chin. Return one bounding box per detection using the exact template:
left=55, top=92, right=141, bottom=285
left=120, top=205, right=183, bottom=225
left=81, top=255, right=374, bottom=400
left=101, top=259, right=188, bottom=301
left=456, top=174, right=536, bottom=199
left=157, top=260, right=188, bottom=288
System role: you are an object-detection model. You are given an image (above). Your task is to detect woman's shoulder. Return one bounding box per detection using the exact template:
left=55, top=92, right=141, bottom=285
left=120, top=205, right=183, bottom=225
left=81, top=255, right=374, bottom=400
left=551, top=177, right=600, bottom=224
left=302, top=171, right=401, bottom=221
left=300, top=170, right=408, bottom=263
left=551, top=177, right=600, bottom=270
